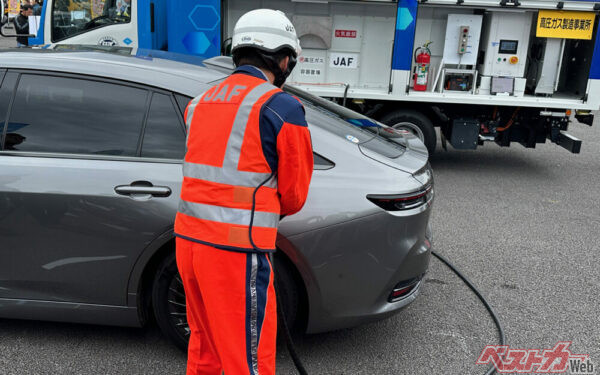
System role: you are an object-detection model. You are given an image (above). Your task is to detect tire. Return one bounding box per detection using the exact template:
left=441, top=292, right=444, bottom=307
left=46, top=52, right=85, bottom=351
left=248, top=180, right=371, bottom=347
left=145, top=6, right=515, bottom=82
left=151, top=252, right=302, bottom=352
left=152, top=252, right=189, bottom=352
left=379, top=109, right=437, bottom=156
left=273, top=255, right=300, bottom=333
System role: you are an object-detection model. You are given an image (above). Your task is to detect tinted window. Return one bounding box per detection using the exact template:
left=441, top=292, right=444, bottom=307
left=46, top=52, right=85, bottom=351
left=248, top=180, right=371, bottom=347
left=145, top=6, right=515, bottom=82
left=7, top=74, right=147, bottom=155
left=141, top=93, right=185, bottom=160
left=285, top=85, right=406, bottom=158
left=0, top=71, right=12, bottom=136
left=175, top=94, right=192, bottom=118
left=52, top=0, right=132, bottom=42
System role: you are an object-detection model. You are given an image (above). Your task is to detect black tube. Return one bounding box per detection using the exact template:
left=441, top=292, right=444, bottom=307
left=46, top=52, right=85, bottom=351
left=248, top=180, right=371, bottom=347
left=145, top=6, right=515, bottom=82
left=431, top=250, right=506, bottom=375
left=269, top=252, right=309, bottom=375
left=248, top=172, right=308, bottom=374
left=249, top=176, right=503, bottom=375
left=342, top=84, right=349, bottom=107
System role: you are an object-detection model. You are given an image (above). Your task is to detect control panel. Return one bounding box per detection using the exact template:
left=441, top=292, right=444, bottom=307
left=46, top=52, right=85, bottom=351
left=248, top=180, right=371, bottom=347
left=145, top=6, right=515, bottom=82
left=479, top=11, right=533, bottom=77
left=458, top=25, right=470, bottom=55
left=443, top=14, right=483, bottom=66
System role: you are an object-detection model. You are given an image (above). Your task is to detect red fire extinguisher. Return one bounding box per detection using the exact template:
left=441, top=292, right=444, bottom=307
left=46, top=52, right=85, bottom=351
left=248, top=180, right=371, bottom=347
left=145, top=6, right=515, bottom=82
left=413, top=42, right=432, bottom=91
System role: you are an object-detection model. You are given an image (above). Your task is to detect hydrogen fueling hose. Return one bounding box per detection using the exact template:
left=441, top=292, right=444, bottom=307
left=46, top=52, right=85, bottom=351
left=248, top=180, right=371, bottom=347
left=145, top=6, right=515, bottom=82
left=271, top=249, right=506, bottom=375
left=269, top=252, right=309, bottom=375
left=249, top=176, right=504, bottom=375
left=247, top=173, right=308, bottom=374
left=431, top=250, right=506, bottom=375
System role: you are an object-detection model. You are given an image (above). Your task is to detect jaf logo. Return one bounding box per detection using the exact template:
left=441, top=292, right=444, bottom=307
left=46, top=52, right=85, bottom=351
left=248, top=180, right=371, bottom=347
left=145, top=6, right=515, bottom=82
left=477, top=342, right=595, bottom=374
left=330, top=53, right=359, bottom=69
left=98, top=36, right=118, bottom=46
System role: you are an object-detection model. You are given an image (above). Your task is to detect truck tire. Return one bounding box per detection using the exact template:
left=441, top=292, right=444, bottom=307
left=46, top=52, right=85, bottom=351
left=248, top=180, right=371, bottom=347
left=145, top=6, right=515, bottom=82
left=152, top=252, right=189, bottom=352
left=379, top=110, right=437, bottom=156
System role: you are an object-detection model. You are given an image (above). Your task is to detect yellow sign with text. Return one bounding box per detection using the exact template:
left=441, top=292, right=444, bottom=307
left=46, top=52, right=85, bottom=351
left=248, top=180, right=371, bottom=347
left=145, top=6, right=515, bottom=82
left=7, top=0, right=20, bottom=15
left=537, top=10, right=595, bottom=40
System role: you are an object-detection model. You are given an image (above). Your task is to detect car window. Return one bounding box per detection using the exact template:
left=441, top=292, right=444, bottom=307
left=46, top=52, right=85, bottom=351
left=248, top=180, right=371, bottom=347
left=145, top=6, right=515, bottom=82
left=175, top=94, right=192, bottom=118
left=6, top=74, right=147, bottom=156
left=52, top=0, right=132, bottom=42
left=284, top=85, right=406, bottom=158
left=141, top=93, right=186, bottom=160
left=0, top=70, right=11, bottom=132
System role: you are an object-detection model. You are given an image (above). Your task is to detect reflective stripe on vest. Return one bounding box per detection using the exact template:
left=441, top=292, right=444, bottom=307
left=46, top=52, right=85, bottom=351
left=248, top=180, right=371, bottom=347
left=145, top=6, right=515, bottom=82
left=177, top=80, right=281, bottom=248
left=186, top=95, right=202, bottom=129
left=183, top=162, right=277, bottom=189
left=178, top=200, right=278, bottom=228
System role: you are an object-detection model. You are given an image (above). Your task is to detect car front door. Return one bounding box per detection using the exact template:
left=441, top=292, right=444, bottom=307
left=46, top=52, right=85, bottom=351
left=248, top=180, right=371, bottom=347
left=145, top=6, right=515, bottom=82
left=0, top=71, right=185, bottom=306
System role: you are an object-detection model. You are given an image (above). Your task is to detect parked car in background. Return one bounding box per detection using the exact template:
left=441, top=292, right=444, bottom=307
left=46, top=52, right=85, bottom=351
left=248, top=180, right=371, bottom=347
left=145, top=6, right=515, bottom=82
left=0, top=47, right=433, bottom=350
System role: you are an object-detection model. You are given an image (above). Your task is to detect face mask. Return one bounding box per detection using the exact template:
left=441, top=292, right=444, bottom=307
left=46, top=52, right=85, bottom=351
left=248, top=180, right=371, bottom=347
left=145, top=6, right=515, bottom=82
left=261, top=53, right=296, bottom=88
left=276, top=55, right=297, bottom=88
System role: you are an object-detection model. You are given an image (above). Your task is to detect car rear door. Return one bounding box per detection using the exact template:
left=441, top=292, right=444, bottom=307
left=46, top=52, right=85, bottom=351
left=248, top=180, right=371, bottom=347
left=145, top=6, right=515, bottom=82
left=0, top=71, right=185, bottom=306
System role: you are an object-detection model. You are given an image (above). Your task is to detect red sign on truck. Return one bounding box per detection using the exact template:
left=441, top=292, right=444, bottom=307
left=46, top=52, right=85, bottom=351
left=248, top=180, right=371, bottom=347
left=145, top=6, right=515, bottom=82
left=335, top=30, right=357, bottom=38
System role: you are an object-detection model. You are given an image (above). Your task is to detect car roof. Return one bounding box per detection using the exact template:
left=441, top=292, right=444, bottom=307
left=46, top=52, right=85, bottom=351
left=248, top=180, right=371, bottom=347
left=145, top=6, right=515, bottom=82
left=0, top=47, right=228, bottom=96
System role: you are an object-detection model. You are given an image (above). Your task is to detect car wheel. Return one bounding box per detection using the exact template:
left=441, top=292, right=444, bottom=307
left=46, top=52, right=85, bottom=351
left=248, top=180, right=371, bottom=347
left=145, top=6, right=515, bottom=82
left=379, top=109, right=437, bottom=156
left=151, top=252, right=302, bottom=351
left=273, top=255, right=300, bottom=333
left=152, top=252, right=189, bottom=352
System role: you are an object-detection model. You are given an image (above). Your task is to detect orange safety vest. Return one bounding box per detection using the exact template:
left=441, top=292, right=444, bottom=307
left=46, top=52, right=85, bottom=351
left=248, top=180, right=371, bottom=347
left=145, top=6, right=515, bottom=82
left=175, top=72, right=283, bottom=252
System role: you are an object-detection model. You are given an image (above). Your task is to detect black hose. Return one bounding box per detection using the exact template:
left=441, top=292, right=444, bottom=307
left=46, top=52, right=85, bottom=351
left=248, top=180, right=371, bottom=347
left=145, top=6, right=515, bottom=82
left=269, top=252, right=309, bottom=375
left=268, top=250, right=505, bottom=375
left=250, top=176, right=503, bottom=375
left=342, top=84, right=350, bottom=107
left=247, top=173, right=275, bottom=251
left=248, top=173, right=308, bottom=374
left=431, top=250, right=506, bottom=375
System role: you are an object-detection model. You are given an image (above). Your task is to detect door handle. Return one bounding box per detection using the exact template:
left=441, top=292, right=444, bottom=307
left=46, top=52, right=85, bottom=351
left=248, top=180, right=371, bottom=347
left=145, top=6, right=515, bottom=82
left=115, top=181, right=171, bottom=197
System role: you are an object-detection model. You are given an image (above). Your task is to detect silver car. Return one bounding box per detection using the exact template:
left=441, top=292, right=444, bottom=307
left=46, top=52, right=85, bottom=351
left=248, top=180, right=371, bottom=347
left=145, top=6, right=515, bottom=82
left=0, top=48, right=433, bottom=350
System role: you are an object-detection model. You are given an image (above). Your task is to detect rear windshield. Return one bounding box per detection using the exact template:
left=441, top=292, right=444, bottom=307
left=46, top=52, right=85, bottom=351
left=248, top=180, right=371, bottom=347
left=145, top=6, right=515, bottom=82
left=284, top=85, right=406, bottom=158
left=198, top=72, right=406, bottom=158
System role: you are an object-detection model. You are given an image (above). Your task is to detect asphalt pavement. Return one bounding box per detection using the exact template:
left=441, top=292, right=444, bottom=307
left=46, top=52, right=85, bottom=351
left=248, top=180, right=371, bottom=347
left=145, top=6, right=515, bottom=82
left=0, top=37, right=598, bottom=374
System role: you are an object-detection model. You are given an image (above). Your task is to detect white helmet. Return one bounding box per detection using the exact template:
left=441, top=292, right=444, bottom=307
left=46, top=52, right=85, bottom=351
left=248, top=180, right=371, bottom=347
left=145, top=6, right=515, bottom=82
left=231, top=9, right=301, bottom=58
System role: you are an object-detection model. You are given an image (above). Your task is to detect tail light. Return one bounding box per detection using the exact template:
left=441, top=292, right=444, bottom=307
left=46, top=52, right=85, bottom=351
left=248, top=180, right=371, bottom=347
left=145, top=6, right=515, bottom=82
left=367, top=185, right=433, bottom=211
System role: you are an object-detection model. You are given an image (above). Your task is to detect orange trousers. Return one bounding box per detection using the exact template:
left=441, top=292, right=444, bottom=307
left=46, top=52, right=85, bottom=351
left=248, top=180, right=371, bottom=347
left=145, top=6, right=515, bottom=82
left=175, top=237, right=277, bottom=375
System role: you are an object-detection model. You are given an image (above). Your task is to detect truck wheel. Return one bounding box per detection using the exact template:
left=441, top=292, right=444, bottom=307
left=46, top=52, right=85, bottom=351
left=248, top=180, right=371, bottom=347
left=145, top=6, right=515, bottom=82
left=379, top=110, right=437, bottom=156
left=152, top=252, right=189, bottom=352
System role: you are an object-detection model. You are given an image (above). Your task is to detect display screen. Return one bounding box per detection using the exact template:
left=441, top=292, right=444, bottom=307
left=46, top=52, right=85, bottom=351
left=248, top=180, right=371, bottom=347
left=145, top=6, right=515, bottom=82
left=491, top=76, right=515, bottom=95
left=498, top=40, right=519, bottom=54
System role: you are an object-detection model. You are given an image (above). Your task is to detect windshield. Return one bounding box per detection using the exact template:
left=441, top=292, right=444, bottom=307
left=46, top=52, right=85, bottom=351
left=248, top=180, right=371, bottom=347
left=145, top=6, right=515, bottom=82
left=52, top=0, right=131, bottom=42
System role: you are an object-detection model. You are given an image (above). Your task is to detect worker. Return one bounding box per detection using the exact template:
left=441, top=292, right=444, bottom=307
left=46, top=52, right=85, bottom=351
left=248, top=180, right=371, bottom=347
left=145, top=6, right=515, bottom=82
left=13, top=4, right=32, bottom=47
left=174, top=8, right=313, bottom=375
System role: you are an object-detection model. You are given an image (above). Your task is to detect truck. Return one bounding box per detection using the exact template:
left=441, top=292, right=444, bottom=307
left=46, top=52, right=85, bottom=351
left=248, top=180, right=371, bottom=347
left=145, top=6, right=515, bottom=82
left=2, top=0, right=598, bottom=155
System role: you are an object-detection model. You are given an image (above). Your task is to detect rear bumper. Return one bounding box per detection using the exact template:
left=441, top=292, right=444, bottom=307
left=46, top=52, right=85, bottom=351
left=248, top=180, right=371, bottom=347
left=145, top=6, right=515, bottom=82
left=287, top=206, right=433, bottom=334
